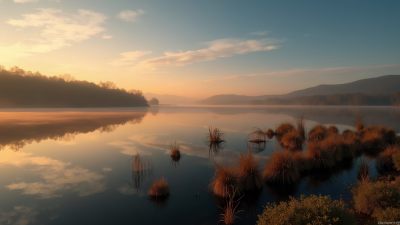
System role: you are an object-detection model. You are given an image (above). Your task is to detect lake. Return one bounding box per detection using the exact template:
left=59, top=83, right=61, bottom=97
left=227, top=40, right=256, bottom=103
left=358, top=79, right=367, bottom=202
left=0, top=105, right=399, bottom=225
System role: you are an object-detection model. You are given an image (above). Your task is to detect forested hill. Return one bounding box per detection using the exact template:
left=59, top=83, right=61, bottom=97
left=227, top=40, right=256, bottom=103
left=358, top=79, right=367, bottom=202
left=0, top=67, right=148, bottom=107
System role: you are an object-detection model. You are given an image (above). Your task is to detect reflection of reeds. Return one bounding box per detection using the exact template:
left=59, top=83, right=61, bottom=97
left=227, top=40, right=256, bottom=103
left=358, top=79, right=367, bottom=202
left=131, top=154, right=152, bottom=192
left=248, top=128, right=266, bottom=143
left=220, top=189, right=241, bottom=225
left=357, top=159, right=369, bottom=181
left=170, top=142, right=181, bottom=162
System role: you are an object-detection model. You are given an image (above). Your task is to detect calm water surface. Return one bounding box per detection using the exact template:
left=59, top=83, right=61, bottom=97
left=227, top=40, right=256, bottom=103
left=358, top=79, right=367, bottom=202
left=0, top=105, right=399, bottom=225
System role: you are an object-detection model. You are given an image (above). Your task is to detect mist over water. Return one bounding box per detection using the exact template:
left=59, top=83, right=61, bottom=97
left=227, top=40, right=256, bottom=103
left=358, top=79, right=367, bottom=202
left=0, top=105, right=397, bottom=225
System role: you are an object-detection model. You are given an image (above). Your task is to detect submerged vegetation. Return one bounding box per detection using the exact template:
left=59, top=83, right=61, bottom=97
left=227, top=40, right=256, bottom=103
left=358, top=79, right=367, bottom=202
left=169, top=142, right=181, bottom=162
left=151, top=118, right=400, bottom=224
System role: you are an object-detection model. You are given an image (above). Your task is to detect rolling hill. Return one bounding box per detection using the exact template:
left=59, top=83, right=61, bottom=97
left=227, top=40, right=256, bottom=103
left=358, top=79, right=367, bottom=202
left=200, top=75, right=400, bottom=105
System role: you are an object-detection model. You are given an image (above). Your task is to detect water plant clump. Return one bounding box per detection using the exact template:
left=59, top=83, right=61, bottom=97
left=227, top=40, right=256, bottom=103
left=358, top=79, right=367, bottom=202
left=148, top=178, right=170, bottom=200
left=211, top=166, right=238, bottom=198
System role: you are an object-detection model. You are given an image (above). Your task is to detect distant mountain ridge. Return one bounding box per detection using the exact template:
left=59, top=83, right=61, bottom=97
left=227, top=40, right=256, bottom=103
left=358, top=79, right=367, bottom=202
left=200, top=75, right=400, bottom=105
left=287, top=75, right=400, bottom=96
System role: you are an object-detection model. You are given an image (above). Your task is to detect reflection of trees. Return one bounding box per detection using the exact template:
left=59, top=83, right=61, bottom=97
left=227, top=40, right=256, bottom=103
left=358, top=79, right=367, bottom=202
left=131, top=154, right=152, bottom=192
left=0, top=111, right=147, bottom=150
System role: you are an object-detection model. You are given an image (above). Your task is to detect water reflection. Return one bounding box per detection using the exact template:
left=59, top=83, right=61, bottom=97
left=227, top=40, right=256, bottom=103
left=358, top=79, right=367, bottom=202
left=0, top=110, right=147, bottom=150
left=131, top=154, right=153, bottom=192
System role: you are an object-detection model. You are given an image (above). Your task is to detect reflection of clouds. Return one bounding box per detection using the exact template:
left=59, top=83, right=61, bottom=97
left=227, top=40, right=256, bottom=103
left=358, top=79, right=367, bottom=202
left=0, top=151, right=105, bottom=198
left=0, top=206, right=37, bottom=225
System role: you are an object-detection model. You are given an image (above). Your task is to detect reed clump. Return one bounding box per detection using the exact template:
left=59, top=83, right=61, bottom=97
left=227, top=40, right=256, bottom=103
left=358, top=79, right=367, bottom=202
left=266, top=129, right=275, bottom=139
left=208, top=127, right=225, bottom=144
left=237, top=152, right=262, bottom=191
left=170, top=142, right=181, bottom=162
left=211, top=166, right=238, bottom=198
left=359, top=126, right=396, bottom=155
left=263, top=151, right=300, bottom=185
left=280, top=130, right=303, bottom=151
left=275, top=123, right=296, bottom=141
left=148, top=178, right=170, bottom=200
left=357, top=159, right=370, bottom=181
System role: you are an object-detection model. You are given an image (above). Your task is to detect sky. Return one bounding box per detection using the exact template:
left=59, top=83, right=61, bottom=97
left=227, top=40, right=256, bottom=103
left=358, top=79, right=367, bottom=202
left=1, top=0, right=400, bottom=98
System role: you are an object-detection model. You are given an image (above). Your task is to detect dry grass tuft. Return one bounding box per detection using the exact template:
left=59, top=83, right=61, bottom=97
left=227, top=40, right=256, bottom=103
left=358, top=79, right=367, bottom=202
left=275, top=123, right=296, bottom=140
left=357, top=159, right=370, bottom=181
left=280, top=130, right=304, bottom=151
left=237, top=152, right=262, bottom=191
left=266, top=129, right=275, bottom=139
left=208, top=127, right=225, bottom=144
left=170, top=142, right=181, bottom=162
left=360, top=126, right=396, bottom=155
left=148, top=178, right=170, bottom=199
left=263, top=151, right=300, bottom=185
left=211, top=166, right=237, bottom=198
left=308, top=125, right=328, bottom=142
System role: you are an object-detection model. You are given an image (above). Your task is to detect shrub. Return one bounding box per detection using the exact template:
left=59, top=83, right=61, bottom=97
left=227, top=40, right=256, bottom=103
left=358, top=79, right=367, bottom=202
left=248, top=128, right=266, bottom=143
left=211, top=166, right=237, bottom=198
left=263, top=151, right=300, bottom=185
left=257, top=195, right=355, bottom=225
left=376, top=146, right=400, bottom=174
left=237, top=152, right=262, bottom=191
left=148, top=178, right=170, bottom=199
left=352, top=178, right=400, bottom=215
left=308, top=125, right=328, bottom=142
left=220, top=195, right=240, bottom=225
left=280, top=130, right=304, bottom=151
left=393, top=152, right=400, bottom=171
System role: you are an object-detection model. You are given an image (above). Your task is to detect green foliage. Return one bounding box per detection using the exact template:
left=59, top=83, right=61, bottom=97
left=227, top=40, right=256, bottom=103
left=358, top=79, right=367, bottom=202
left=0, top=67, right=148, bottom=107
left=257, top=195, right=355, bottom=225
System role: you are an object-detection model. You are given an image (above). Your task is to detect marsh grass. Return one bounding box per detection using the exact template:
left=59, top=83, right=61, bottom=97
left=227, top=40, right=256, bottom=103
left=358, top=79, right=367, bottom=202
left=352, top=177, right=400, bottom=216
left=170, top=142, right=181, bottom=162
left=248, top=128, right=266, bottom=143
left=266, top=129, right=275, bottom=139
left=211, top=166, right=238, bottom=198
left=263, top=151, right=300, bottom=185
left=275, top=123, right=295, bottom=142
left=237, top=152, right=262, bottom=191
left=148, top=178, right=170, bottom=200
left=208, top=127, right=225, bottom=144
left=308, top=125, right=328, bottom=142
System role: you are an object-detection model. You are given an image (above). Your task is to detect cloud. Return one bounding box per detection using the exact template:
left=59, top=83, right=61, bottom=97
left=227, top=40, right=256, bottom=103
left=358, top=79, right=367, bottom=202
left=0, top=151, right=105, bottom=198
left=111, top=51, right=152, bottom=66
left=0, top=206, right=38, bottom=225
left=139, top=38, right=279, bottom=68
left=117, top=9, right=144, bottom=22
left=2, top=8, right=106, bottom=58
left=101, top=34, right=113, bottom=40
left=13, top=0, right=38, bottom=3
